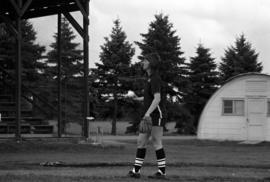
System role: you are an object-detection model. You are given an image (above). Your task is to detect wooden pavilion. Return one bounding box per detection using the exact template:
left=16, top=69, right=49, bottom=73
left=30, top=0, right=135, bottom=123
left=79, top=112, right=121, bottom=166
left=0, top=0, right=90, bottom=140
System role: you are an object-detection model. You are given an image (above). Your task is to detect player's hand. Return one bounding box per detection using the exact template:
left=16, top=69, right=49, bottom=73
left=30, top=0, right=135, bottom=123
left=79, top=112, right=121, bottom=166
left=139, top=116, right=152, bottom=133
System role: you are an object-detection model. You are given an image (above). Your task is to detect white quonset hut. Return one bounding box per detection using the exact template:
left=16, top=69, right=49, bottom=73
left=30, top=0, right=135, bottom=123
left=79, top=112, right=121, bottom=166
left=197, top=73, right=270, bottom=141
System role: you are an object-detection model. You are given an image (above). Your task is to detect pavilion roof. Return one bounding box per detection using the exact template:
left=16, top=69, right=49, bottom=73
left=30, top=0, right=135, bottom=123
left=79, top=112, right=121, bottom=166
left=0, top=0, right=83, bottom=22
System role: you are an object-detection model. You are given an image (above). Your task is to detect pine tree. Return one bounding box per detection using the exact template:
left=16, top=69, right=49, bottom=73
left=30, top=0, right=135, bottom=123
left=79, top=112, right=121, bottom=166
left=135, top=13, right=189, bottom=101
left=0, top=20, right=46, bottom=89
left=94, top=19, right=135, bottom=135
left=184, top=44, right=219, bottom=128
left=0, top=20, right=46, bottom=113
left=46, top=17, right=83, bottom=78
left=45, top=17, right=84, bottom=130
left=219, top=34, right=262, bottom=82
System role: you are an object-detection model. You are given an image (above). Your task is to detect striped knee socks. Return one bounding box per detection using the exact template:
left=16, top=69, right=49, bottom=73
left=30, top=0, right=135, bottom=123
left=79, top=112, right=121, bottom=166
left=133, top=148, right=146, bottom=173
left=156, top=148, right=166, bottom=174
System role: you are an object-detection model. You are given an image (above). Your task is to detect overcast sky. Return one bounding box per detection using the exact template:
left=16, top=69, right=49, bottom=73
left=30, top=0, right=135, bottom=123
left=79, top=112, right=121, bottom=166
left=31, top=0, right=270, bottom=74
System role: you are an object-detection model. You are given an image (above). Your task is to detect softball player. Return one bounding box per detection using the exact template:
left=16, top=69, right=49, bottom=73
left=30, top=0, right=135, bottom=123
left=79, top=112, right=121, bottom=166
left=128, top=53, right=167, bottom=179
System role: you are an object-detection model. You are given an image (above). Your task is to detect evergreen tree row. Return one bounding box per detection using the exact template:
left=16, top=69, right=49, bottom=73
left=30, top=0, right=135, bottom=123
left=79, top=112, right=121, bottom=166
left=0, top=13, right=263, bottom=135
left=93, top=13, right=263, bottom=134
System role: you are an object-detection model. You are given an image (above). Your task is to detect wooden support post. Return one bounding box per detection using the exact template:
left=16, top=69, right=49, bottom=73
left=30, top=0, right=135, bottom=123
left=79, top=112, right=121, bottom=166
left=57, top=13, right=62, bottom=137
left=15, top=0, right=22, bottom=141
left=83, top=0, right=90, bottom=138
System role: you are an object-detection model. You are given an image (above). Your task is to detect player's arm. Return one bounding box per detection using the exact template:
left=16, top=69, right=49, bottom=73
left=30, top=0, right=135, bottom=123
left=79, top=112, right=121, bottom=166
left=133, top=96, right=144, bottom=101
left=129, top=92, right=144, bottom=101
left=144, top=92, right=160, bottom=117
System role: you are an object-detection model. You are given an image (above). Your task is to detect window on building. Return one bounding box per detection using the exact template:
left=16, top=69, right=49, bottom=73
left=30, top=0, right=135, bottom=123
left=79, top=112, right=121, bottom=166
left=222, top=99, right=244, bottom=115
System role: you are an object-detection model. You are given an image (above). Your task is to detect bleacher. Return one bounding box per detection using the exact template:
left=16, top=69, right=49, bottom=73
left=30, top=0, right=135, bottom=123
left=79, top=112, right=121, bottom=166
left=0, top=91, right=54, bottom=135
left=0, top=55, right=54, bottom=135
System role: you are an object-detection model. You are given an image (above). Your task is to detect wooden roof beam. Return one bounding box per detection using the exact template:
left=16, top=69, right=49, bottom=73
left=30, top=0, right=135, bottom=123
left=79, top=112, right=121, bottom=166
left=21, top=0, right=33, bottom=16
left=23, top=4, right=78, bottom=19
left=8, top=0, right=20, bottom=16
left=8, top=0, right=32, bottom=17
left=63, top=11, right=87, bottom=40
left=75, top=0, right=88, bottom=22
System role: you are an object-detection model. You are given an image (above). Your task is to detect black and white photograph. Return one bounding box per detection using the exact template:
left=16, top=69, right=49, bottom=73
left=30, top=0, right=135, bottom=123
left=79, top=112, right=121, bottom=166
left=1, top=0, right=270, bottom=181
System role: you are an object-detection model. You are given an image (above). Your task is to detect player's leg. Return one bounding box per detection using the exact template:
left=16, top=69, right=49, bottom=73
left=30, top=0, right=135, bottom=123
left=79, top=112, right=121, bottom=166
left=134, top=133, right=150, bottom=172
left=149, top=117, right=166, bottom=179
left=128, top=132, right=150, bottom=178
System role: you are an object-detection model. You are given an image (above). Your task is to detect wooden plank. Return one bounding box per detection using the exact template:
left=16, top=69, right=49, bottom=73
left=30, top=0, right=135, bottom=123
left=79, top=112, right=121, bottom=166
left=25, top=0, right=75, bottom=10
left=83, top=0, right=89, bottom=138
left=74, top=0, right=88, bottom=20
left=23, top=4, right=79, bottom=19
left=20, top=0, right=33, bottom=16
left=15, top=0, right=22, bottom=141
left=8, top=0, right=21, bottom=16
left=57, top=13, right=62, bottom=138
left=63, top=11, right=84, bottom=39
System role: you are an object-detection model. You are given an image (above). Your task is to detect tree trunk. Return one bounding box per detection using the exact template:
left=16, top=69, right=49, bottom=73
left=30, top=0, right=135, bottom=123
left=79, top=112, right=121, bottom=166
left=111, top=92, right=117, bottom=135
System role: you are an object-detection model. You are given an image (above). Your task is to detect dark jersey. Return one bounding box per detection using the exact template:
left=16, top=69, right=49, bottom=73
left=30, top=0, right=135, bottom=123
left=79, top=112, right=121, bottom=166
left=143, top=73, right=166, bottom=120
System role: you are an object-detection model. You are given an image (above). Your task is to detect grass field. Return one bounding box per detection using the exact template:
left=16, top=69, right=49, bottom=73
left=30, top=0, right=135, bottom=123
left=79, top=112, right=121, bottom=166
left=0, top=137, right=270, bottom=182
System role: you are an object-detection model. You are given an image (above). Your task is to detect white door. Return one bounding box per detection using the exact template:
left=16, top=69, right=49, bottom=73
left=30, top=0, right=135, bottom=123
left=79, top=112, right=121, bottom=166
left=247, top=97, right=266, bottom=141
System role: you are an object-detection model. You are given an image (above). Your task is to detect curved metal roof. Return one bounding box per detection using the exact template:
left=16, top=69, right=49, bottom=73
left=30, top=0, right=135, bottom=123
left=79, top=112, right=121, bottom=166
left=222, top=72, right=270, bottom=85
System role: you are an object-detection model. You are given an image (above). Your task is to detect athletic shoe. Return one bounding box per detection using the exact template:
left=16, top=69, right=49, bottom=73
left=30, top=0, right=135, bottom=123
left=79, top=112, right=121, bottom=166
left=127, top=170, right=141, bottom=178
left=148, top=171, right=166, bottom=179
